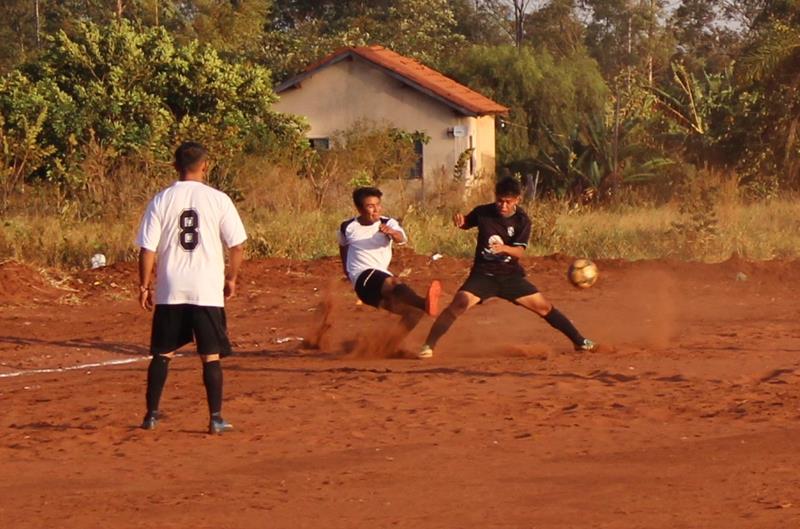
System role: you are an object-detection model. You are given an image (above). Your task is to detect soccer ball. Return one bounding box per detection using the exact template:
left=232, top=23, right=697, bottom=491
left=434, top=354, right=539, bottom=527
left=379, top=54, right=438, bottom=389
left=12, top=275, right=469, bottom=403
left=567, top=258, right=599, bottom=289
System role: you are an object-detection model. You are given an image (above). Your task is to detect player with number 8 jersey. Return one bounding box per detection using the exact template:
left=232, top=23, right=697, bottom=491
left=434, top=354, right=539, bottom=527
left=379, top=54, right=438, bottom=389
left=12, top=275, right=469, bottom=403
left=136, top=142, right=247, bottom=434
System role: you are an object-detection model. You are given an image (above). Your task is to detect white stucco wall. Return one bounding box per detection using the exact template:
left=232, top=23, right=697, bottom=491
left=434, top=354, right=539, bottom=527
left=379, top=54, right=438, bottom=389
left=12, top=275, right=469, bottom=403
left=274, top=57, right=497, bottom=185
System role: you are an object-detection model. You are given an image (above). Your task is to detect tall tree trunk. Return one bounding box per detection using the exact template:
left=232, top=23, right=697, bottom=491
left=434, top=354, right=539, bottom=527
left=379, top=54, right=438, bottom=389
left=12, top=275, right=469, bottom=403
left=785, top=114, right=800, bottom=186
left=117, top=0, right=124, bottom=19
left=646, top=0, right=654, bottom=85
left=783, top=76, right=800, bottom=186
left=514, top=1, right=523, bottom=48
left=34, top=0, right=40, bottom=48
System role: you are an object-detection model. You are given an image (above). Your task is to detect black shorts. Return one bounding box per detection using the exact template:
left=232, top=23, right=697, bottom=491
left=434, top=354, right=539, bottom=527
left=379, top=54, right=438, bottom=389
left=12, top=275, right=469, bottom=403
left=354, top=269, right=391, bottom=308
left=150, top=304, right=232, bottom=357
left=459, top=272, right=538, bottom=303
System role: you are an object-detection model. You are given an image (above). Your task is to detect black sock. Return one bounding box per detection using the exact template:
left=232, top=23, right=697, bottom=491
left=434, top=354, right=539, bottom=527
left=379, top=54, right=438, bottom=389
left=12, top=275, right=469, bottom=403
left=145, top=355, right=170, bottom=414
left=202, top=360, right=223, bottom=417
left=392, top=284, right=426, bottom=311
left=543, top=308, right=585, bottom=345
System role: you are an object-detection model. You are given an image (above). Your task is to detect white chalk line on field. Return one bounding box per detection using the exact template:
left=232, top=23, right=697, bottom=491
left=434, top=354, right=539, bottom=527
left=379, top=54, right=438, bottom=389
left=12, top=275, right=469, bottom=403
left=0, top=357, right=147, bottom=379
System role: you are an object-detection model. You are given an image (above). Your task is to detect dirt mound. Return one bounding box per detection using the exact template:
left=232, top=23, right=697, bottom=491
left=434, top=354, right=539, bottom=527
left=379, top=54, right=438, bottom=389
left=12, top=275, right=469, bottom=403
left=73, top=261, right=137, bottom=298
left=0, top=260, right=74, bottom=305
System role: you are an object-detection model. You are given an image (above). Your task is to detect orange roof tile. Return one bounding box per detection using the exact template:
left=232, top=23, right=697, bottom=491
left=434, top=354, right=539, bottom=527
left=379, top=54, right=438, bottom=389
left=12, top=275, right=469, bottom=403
left=276, top=45, right=509, bottom=117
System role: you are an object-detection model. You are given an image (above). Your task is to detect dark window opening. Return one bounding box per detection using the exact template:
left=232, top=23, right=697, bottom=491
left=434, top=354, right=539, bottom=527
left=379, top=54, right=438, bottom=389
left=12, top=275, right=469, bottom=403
left=469, top=136, right=474, bottom=177
left=310, top=137, right=330, bottom=151
left=409, top=139, right=423, bottom=179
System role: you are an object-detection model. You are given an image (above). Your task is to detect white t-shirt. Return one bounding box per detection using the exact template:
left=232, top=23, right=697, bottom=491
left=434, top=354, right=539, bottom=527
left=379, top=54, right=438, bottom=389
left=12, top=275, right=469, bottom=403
left=136, top=180, right=247, bottom=307
left=338, top=216, right=407, bottom=285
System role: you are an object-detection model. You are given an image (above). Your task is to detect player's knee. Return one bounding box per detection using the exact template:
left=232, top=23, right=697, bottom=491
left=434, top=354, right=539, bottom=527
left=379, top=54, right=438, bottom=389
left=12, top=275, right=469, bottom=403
left=449, top=294, right=471, bottom=314
left=201, top=353, right=220, bottom=363
left=521, top=295, right=551, bottom=316
left=159, top=352, right=175, bottom=360
left=382, top=277, right=399, bottom=295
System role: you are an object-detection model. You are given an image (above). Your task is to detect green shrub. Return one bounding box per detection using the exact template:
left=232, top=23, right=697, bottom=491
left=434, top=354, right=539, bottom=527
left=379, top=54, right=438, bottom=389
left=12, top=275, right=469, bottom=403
left=0, top=20, right=306, bottom=206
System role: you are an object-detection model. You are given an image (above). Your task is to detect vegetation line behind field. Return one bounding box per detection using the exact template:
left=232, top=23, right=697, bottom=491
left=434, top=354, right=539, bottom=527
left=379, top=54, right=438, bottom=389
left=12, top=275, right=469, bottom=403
left=3, top=187, right=798, bottom=269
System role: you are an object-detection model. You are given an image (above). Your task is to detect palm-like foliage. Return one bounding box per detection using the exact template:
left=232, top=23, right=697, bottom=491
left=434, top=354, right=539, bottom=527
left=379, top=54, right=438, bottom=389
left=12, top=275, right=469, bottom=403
left=535, top=112, right=672, bottom=200
left=738, top=20, right=800, bottom=84
left=649, top=62, right=736, bottom=164
left=736, top=7, right=800, bottom=185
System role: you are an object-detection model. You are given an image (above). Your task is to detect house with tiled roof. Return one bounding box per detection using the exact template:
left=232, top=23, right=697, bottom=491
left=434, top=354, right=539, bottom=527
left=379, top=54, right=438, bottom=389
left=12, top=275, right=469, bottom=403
left=274, top=46, right=508, bottom=184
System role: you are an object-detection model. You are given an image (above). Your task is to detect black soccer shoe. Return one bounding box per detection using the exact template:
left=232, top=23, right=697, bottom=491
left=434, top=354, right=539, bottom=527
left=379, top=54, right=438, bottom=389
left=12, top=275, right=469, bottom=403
left=141, top=411, right=159, bottom=430
left=208, top=416, right=234, bottom=435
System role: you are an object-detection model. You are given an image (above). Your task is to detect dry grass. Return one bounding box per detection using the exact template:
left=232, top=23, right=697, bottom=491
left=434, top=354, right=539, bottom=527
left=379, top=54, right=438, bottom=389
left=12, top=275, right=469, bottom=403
left=3, top=159, right=800, bottom=269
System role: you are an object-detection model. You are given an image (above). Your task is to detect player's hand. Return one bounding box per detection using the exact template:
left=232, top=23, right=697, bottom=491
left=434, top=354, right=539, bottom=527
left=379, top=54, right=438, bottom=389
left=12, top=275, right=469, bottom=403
left=453, top=213, right=465, bottom=228
left=139, top=287, right=153, bottom=311
left=378, top=224, right=394, bottom=237
left=224, top=278, right=237, bottom=299
left=489, top=241, right=507, bottom=254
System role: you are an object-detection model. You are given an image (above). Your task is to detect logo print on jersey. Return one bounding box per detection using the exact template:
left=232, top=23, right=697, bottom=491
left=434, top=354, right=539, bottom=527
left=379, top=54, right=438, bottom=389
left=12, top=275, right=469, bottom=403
left=507, top=226, right=515, bottom=237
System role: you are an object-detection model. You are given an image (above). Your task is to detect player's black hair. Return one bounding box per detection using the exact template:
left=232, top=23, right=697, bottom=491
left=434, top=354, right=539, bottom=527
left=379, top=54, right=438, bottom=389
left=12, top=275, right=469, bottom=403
left=353, top=186, right=383, bottom=208
left=495, top=177, right=522, bottom=198
left=174, top=142, right=208, bottom=174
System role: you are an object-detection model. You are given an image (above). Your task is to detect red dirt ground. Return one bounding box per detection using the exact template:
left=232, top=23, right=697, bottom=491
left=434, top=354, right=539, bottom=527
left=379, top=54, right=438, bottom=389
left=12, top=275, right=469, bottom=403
left=1, top=253, right=799, bottom=528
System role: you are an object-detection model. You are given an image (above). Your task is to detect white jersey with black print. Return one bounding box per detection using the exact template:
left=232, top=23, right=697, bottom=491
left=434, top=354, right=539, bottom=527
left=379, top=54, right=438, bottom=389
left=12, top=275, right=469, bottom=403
left=338, top=216, right=407, bottom=285
left=136, top=180, right=247, bottom=307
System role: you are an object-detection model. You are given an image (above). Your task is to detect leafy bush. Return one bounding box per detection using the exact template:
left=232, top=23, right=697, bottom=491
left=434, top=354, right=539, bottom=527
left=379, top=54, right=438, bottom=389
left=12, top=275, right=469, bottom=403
left=445, top=44, right=608, bottom=181
left=300, top=120, right=428, bottom=208
left=0, top=20, right=306, bottom=210
left=669, top=167, right=721, bottom=257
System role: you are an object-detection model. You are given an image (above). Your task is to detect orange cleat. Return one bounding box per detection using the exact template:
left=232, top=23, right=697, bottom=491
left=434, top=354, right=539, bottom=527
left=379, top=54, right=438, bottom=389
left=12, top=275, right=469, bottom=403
left=425, top=280, right=442, bottom=317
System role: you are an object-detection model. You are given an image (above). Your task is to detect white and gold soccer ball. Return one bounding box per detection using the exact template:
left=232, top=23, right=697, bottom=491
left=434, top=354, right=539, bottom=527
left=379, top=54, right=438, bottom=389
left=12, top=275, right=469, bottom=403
left=567, top=258, right=599, bottom=289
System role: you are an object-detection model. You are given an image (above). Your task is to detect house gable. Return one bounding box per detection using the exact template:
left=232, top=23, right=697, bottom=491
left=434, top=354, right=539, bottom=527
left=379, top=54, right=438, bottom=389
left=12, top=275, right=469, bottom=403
left=276, top=46, right=508, bottom=118
left=274, top=56, right=465, bottom=139
left=273, top=47, right=500, bottom=183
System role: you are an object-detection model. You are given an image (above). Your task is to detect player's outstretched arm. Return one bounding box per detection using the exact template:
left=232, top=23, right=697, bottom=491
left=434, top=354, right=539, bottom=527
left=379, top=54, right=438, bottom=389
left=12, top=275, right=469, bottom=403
left=138, top=248, right=156, bottom=311
left=453, top=213, right=466, bottom=228
left=339, top=245, right=349, bottom=280
left=224, top=243, right=244, bottom=299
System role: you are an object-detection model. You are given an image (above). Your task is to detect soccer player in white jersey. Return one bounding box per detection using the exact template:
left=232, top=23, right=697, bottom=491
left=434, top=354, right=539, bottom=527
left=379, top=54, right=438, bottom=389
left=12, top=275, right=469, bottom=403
left=339, top=187, right=441, bottom=342
left=136, top=142, right=247, bottom=434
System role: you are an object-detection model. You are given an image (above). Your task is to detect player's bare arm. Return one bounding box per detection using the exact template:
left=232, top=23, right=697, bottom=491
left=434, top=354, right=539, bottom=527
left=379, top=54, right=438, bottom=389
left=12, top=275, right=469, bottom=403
left=378, top=223, right=406, bottom=244
left=138, top=248, right=156, bottom=311
left=339, top=244, right=349, bottom=279
left=225, top=243, right=245, bottom=299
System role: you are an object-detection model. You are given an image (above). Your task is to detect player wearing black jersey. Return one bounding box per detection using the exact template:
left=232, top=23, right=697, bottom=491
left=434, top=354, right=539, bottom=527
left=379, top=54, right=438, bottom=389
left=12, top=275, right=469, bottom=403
left=417, top=177, right=596, bottom=359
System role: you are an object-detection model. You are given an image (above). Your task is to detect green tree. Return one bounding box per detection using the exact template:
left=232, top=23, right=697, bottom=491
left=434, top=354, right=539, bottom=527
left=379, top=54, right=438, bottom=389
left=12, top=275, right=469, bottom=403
left=582, top=0, right=673, bottom=84
left=668, top=0, right=750, bottom=75
left=177, top=0, right=272, bottom=58
left=649, top=62, right=736, bottom=166
left=734, top=1, right=800, bottom=186
left=447, top=0, right=508, bottom=46
left=535, top=112, right=672, bottom=199
left=445, top=44, right=608, bottom=185
left=525, top=0, right=586, bottom=56
left=262, top=0, right=464, bottom=82
left=475, top=0, right=538, bottom=48
left=0, top=0, right=45, bottom=72
left=0, top=20, right=304, bottom=195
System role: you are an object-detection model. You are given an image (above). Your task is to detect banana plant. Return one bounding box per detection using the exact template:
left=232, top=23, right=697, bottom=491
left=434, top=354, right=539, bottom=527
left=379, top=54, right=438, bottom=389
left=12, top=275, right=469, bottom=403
left=534, top=112, right=672, bottom=200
